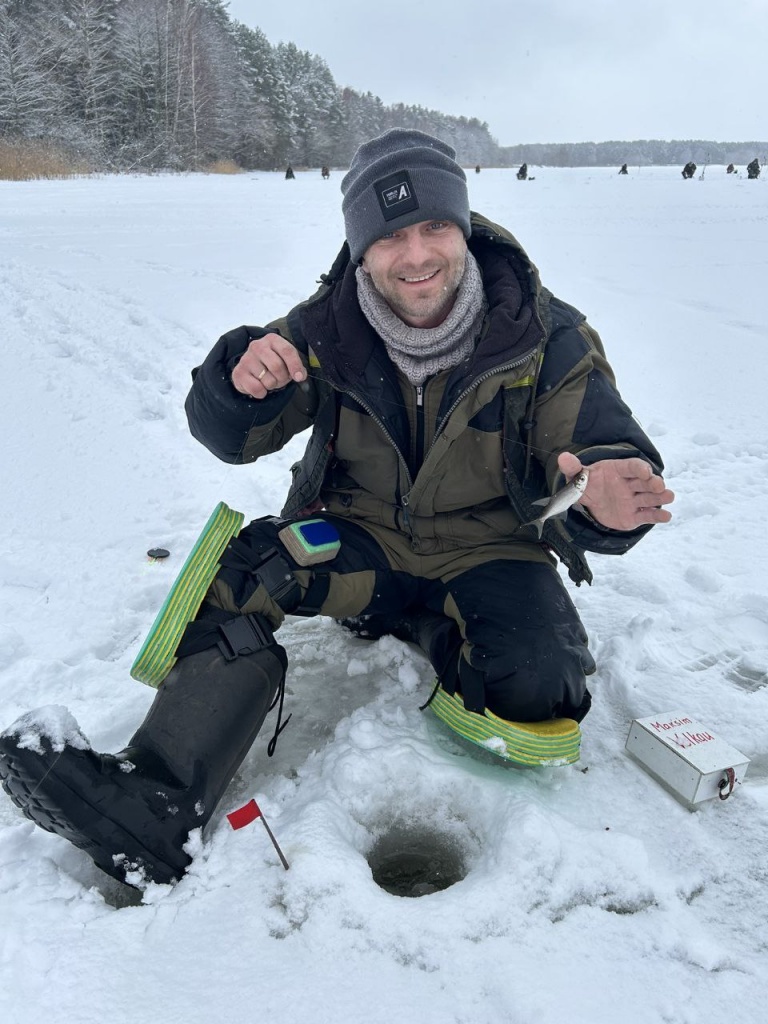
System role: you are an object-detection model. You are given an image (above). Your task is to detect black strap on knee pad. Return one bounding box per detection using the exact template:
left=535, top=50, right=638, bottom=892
left=293, top=569, right=331, bottom=616
left=457, top=660, right=486, bottom=714
left=216, top=521, right=336, bottom=618
left=419, top=656, right=486, bottom=715
left=422, top=658, right=485, bottom=715
left=175, top=610, right=276, bottom=661
left=218, top=534, right=301, bottom=612
left=215, top=613, right=276, bottom=661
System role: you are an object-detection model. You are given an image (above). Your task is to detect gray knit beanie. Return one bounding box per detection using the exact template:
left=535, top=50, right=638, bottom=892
left=341, top=128, right=471, bottom=263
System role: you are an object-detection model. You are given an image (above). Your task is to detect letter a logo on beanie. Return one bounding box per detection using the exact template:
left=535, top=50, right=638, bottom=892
left=375, top=170, right=419, bottom=221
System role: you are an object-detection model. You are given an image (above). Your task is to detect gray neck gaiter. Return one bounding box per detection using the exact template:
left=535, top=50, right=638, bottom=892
left=356, top=251, right=487, bottom=385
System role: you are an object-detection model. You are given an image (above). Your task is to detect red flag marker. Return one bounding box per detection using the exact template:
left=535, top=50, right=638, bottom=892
left=227, top=798, right=289, bottom=870
left=227, top=798, right=261, bottom=830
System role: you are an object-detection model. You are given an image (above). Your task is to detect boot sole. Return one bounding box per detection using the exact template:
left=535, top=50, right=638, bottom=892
left=0, top=735, right=189, bottom=887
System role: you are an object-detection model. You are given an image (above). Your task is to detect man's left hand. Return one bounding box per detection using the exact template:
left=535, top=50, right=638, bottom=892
left=558, top=452, right=675, bottom=531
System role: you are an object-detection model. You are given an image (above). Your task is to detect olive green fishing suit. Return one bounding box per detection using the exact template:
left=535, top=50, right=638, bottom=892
left=185, top=213, right=664, bottom=721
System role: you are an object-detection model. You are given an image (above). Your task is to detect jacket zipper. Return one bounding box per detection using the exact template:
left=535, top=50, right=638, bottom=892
left=415, top=384, right=424, bottom=474
left=342, top=348, right=538, bottom=534
left=431, top=348, right=539, bottom=452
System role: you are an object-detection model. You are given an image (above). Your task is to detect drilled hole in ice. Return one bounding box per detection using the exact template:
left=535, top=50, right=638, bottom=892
left=367, top=825, right=467, bottom=897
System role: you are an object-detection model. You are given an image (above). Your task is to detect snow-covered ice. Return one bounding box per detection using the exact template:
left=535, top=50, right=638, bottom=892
left=1, top=166, right=766, bottom=1024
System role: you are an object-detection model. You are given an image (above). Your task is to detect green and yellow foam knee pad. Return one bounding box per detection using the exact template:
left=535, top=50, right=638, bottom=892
left=130, top=502, right=244, bottom=688
left=430, top=686, right=581, bottom=767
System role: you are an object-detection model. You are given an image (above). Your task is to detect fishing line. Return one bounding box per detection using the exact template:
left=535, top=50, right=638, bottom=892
left=22, top=748, right=67, bottom=802
left=194, top=355, right=567, bottom=538
left=236, top=364, right=562, bottom=462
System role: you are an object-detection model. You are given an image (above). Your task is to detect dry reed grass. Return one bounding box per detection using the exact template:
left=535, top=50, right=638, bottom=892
left=0, top=140, right=92, bottom=180
left=202, top=158, right=242, bottom=175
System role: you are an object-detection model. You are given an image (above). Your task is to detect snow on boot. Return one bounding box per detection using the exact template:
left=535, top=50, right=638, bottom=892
left=0, top=615, right=286, bottom=887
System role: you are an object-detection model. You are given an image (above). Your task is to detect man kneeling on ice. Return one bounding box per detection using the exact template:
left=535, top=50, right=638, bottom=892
left=0, top=129, right=674, bottom=887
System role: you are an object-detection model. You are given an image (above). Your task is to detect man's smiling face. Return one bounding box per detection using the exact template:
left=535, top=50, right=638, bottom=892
left=360, top=220, right=467, bottom=328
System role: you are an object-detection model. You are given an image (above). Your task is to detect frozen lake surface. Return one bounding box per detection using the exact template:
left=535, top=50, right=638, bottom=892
left=1, top=165, right=766, bottom=1024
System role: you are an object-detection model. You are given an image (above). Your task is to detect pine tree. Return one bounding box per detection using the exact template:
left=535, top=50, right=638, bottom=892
left=229, top=21, right=282, bottom=168
left=63, top=0, right=122, bottom=159
left=0, top=0, right=61, bottom=137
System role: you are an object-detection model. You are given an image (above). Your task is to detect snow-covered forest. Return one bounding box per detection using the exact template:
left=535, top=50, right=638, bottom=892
left=501, top=138, right=768, bottom=168
left=0, top=0, right=499, bottom=170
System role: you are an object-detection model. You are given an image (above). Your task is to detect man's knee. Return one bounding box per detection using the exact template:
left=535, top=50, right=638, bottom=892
left=205, top=522, right=301, bottom=628
left=484, top=671, right=590, bottom=722
left=447, top=561, right=596, bottom=722
left=474, top=631, right=595, bottom=722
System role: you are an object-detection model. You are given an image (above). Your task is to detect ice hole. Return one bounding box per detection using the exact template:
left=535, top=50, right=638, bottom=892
left=367, top=824, right=468, bottom=897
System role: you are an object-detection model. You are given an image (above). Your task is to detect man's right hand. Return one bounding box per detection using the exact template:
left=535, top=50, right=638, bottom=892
left=231, top=333, right=307, bottom=399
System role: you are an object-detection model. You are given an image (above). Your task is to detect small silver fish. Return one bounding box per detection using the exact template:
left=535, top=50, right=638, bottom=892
left=525, top=469, right=590, bottom=539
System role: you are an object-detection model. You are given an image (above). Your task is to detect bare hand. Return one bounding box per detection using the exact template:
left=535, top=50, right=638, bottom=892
left=231, top=332, right=307, bottom=399
left=558, top=452, right=674, bottom=531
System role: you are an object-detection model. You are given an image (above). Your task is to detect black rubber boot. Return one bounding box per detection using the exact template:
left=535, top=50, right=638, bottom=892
left=0, top=623, right=286, bottom=887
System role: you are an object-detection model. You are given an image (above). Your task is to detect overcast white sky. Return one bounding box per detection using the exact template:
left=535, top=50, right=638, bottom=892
left=224, top=0, right=765, bottom=146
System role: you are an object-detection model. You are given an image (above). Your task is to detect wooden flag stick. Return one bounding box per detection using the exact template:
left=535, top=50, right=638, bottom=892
left=259, top=814, right=290, bottom=871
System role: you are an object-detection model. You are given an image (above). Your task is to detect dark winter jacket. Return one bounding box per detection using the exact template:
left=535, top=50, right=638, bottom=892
left=186, top=213, right=663, bottom=585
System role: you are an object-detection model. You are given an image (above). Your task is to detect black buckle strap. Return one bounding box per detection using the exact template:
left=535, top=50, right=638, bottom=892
left=216, top=614, right=274, bottom=661
left=252, top=547, right=300, bottom=608
left=219, top=536, right=301, bottom=611
left=293, top=570, right=331, bottom=616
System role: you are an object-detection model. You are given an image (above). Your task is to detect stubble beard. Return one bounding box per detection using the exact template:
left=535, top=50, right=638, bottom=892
left=375, top=253, right=466, bottom=328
